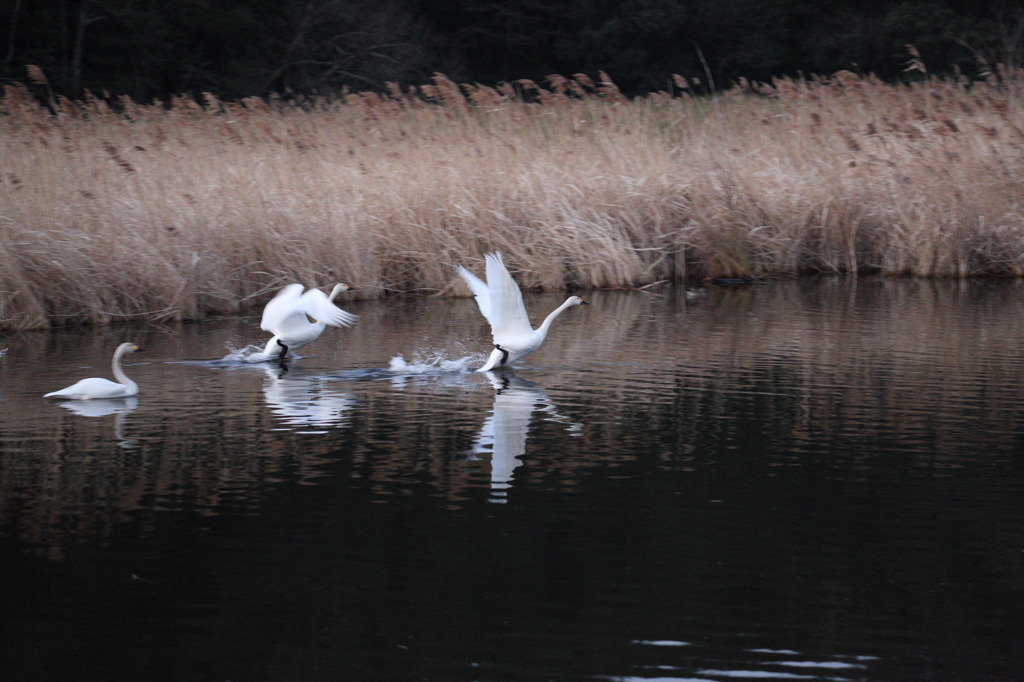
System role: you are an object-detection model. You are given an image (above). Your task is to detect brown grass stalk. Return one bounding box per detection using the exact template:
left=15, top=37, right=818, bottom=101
left=1, top=69, right=1023, bottom=329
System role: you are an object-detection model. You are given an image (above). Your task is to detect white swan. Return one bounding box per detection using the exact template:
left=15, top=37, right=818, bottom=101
left=44, top=342, right=142, bottom=399
left=260, top=283, right=357, bottom=359
left=457, top=252, right=588, bottom=371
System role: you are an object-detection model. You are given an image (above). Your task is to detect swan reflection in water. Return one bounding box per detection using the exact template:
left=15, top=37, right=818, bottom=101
left=55, top=395, right=140, bottom=449
left=470, top=370, right=582, bottom=501
left=261, top=366, right=356, bottom=432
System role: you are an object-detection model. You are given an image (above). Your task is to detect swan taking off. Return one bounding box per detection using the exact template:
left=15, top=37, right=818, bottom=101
left=457, top=252, right=588, bottom=372
left=260, top=283, right=357, bottom=359
left=44, top=342, right=143, bottom=400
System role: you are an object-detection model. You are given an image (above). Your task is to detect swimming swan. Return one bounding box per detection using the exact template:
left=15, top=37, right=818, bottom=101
left=457, top=252, right=588, bottom=372
left=260, top=283, right=357, bottom=359
left=44, top=342, right=143, bottom=399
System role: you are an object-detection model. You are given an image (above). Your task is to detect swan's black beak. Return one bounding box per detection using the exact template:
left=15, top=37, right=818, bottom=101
left=581, top=300, right=590, bottom=305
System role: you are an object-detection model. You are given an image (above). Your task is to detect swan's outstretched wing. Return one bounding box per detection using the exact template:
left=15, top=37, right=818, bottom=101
left=485, top=252, right=533, bottom=338
left=300, top=288, right=357, bottom=327
left=261, top=283, right=306, bottom=333
left=261, top=284, right=357, bottom=333
left=457, top=264, right=494, bottom=327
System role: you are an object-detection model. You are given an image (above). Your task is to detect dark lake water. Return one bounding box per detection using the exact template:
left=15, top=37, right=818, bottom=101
left=1, top=279, right=1023, bottom=681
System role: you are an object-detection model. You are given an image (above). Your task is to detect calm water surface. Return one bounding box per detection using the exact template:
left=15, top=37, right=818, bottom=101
left=1, top=279, right=1023, bottom=681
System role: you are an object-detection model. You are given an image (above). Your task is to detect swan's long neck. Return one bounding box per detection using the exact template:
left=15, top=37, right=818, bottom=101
left=112, top=347, right=137, bottom=390
left=535, top=299, right=577, bottom=338
left=328, top=284, right=347, bottom=301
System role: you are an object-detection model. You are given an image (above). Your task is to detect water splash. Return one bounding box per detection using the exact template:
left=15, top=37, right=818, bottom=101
left=388, top=350, right=481, bottom=374
left=215, top=343, right=277, bottom=364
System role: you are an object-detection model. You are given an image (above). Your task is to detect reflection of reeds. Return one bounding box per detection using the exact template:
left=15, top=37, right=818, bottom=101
left=2, top=68, right=1023, bottom=331
left=3, top=281, right=1024, bottom=549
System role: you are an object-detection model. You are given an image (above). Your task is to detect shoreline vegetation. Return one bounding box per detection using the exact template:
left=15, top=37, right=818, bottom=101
left=1, top=67, right=1023, bottom=330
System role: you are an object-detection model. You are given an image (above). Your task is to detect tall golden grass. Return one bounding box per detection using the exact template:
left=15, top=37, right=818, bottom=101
left=2, top=67, right=1023, bottom=329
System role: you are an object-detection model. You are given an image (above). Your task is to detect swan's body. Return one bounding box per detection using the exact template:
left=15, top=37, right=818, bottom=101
left=44, top=343, right=142, bottom=400
left=260, top=283, right=357, bottom=359
left=457, top=252, right=587, bottom=372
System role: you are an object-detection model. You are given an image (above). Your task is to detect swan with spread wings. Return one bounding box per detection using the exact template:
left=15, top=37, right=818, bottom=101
left=457, top=252, right=587, bottom=372
left=260, top=283, right=357, bottom=360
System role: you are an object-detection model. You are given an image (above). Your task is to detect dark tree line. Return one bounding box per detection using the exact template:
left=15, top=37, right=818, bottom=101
left=2, top=0, right=1022, bottom=100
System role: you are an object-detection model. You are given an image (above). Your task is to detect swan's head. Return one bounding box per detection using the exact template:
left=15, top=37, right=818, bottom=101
left=117, top=342, right=143, bottom=354
left=330, top=282, right=355, bottom=298
left=568, top=296, right=589, bottom=307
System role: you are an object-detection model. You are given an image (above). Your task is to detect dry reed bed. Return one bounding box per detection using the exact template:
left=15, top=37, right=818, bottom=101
left=1, top=70, right=1023, bottom=329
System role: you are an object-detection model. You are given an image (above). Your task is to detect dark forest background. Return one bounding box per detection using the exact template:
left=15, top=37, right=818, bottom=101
left=2, top=0, right=1023, bottom=100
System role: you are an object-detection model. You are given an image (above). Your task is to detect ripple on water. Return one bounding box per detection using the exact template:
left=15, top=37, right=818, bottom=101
left=1, top=281, right=1023, bottom=681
